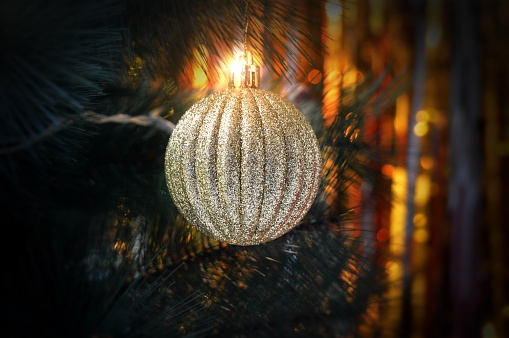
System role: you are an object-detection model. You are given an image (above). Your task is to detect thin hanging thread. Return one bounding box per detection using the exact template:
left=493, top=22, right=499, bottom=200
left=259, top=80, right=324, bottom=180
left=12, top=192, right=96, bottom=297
left=243, top=0, right=249, bottom=58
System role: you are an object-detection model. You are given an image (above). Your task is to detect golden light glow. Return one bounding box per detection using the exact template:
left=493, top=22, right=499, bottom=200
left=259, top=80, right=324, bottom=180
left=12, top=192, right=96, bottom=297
left=414, top=173, right=431, bottom=207
left=215, top=54, right=237, bottom=90
left=113, top=240, right=127, bottom=253
left=390, top=166, right=407, bottom=255
left=343, top=66, right=362, bottom=88
left=413, top=122, right=429, bottom=137
left=229, top=51, right=251, bottom=75
left=191, top=46, right=209, bottom=89
left=322, top=152, right=339, bottom=206
left=414, top=228, right=429, bottom=243
left=395, top=94, right=409, bottom=136
left=322, top=2, right=342, bottom=126
left=227, top=51, right=260, bottom=89
left=345, top=125, right=360, bottom=141
left=385, top=260, right=403, bottom=337
left=413, top=213, right=427, bottom=227
left=325, top=86, right=340, bottom=105
left=128, top=56, right=144, bottom=77
left=192, top=67, right=208, bottom=88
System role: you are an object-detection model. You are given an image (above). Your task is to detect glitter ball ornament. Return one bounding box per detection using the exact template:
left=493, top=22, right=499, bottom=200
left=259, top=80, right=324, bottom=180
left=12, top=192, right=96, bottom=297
left=164, top=52, right=321, bottom=246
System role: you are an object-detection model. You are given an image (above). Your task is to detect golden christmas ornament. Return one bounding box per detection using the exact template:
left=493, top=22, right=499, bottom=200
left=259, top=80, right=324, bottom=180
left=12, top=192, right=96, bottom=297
left=165, top=51, right=321, bottom=245
left=165, top=48, right=321, bottom=245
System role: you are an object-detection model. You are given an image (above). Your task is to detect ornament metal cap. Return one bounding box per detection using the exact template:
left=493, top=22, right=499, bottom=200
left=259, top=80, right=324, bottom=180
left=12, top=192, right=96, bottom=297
left=228, top=51, right=260, bottom=89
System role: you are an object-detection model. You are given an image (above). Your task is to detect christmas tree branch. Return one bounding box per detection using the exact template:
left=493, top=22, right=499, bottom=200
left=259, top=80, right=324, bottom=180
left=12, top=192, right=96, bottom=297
left=82, top=109, right=175, bottom=134
left=0, top=119, right=70, bottom=155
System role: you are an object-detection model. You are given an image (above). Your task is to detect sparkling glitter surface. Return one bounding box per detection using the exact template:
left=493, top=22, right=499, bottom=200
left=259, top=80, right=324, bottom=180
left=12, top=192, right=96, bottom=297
left=165, top=88, right=322, bottom=246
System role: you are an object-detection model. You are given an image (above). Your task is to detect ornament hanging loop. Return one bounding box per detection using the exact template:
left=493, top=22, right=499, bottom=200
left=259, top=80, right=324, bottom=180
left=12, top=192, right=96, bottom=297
left=243, top=0, right=249, bottom=57
left=229, top=0, right=260, bottom=89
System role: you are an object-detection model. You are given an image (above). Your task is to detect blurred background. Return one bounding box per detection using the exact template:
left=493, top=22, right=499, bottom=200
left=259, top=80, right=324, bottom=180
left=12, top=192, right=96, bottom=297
left=307, top=1, right=508, bottom=337
left=1, top=0, right=508, bottom=337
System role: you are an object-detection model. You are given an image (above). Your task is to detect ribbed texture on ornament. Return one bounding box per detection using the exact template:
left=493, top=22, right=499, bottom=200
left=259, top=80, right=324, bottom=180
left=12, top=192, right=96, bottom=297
left=165, top=88, right=322, bottom=246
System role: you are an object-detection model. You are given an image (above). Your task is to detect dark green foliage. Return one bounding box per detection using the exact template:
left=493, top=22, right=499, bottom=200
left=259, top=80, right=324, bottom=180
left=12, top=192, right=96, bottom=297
left=0, top=0, right=125, bottom=155
left=167, top=230, right=384, bottom=337
left=0, top=0, right=403, bottom=336
left=0, top=220, right=212, bottom=338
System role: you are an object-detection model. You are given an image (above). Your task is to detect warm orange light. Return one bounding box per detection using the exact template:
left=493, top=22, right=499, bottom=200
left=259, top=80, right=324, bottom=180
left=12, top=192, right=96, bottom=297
left=381, top=164, right=394, bottom=177
left=307, top=69, right=322, bottom=84
left=345, top=125, right=360, bottom=141
left=395, top=94, right=409, bottom=136
left=420, top=156, right=434, bottom=170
